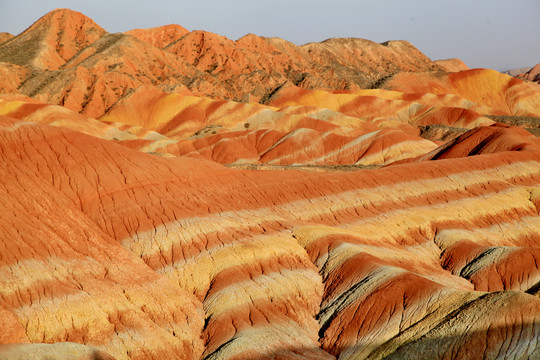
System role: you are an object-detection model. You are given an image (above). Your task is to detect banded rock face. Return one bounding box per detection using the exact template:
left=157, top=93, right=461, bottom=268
left=1, top=8, right=540, bottom=360
left=0, top=117, right=205, bottom=360
left=95, top=69, right=540, bottom=166
left=380, top=69, right=540, bottom=116
left=1, top=112, right=540, bottom=359
left=98, top=88, right=439, bottom=165
left=399, top=123, right=540, bottom=163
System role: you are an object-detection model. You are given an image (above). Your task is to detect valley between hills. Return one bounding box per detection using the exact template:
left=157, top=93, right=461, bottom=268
left=1, top=8, right=540, bottom=360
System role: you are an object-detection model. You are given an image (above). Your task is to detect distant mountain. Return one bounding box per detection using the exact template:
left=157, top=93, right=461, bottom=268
left=0, top=8, right=106, bottom=70
left=502, top=66, right=532, bottom=76
left=517, top=63, right=540, bottom=84
left=125, top=24, right=189, bottom=48
left=0, top=8, right=455, bottom=118
left=433, top=58, right=469, bottom=72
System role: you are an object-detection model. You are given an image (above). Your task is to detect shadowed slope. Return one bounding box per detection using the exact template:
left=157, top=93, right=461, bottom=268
left=0, top=63, right=29, bottom=93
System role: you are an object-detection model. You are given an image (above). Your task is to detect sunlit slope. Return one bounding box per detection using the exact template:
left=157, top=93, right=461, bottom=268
left=0, top=116, right=205, bottom=360
left=0, top=8, right=106, bottom=70
left=0, top=8, right=454, bottom=119
left=125, top=24, right=189, bottom=49
left=1, top=7, right=540, bottom=360
left=382, top=69, right=540, bottom=116
left=1, top=115, right=540, bottom=358
left=100, top=88, right=439, bottom=165
left=0, top=96, right=167, bottom=142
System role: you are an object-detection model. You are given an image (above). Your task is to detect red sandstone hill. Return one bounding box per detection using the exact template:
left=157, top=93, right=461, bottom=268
left=0, top=8, right=106, bottom=70
left=1, top=112, right=540, bottom=359
left=1, top=8, right=540, bottom=360
left=0, top=8, right=454, bottom=118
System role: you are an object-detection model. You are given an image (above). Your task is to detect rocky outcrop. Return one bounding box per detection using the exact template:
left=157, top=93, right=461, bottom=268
left=503, top=66, right=532, bottom=77
left=518, top=63, right=540, bottom=84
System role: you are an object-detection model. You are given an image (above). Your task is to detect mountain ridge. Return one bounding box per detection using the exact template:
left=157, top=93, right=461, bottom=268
left=1, top=8, right=462, bottom=118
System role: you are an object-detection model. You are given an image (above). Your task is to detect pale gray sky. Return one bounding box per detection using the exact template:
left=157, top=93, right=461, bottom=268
left=0, top=0, right=538, bottom=70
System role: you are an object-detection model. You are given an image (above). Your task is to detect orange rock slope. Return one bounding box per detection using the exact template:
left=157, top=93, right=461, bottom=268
left=2, top=113, right=540, bottom=359
left=0, top=8, right=455, bottom=119
left=1, top=7, right=540, bottom=360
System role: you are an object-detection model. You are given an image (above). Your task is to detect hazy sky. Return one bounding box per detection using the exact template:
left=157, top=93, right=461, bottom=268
left=1, top=0, right=538, bottom=70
